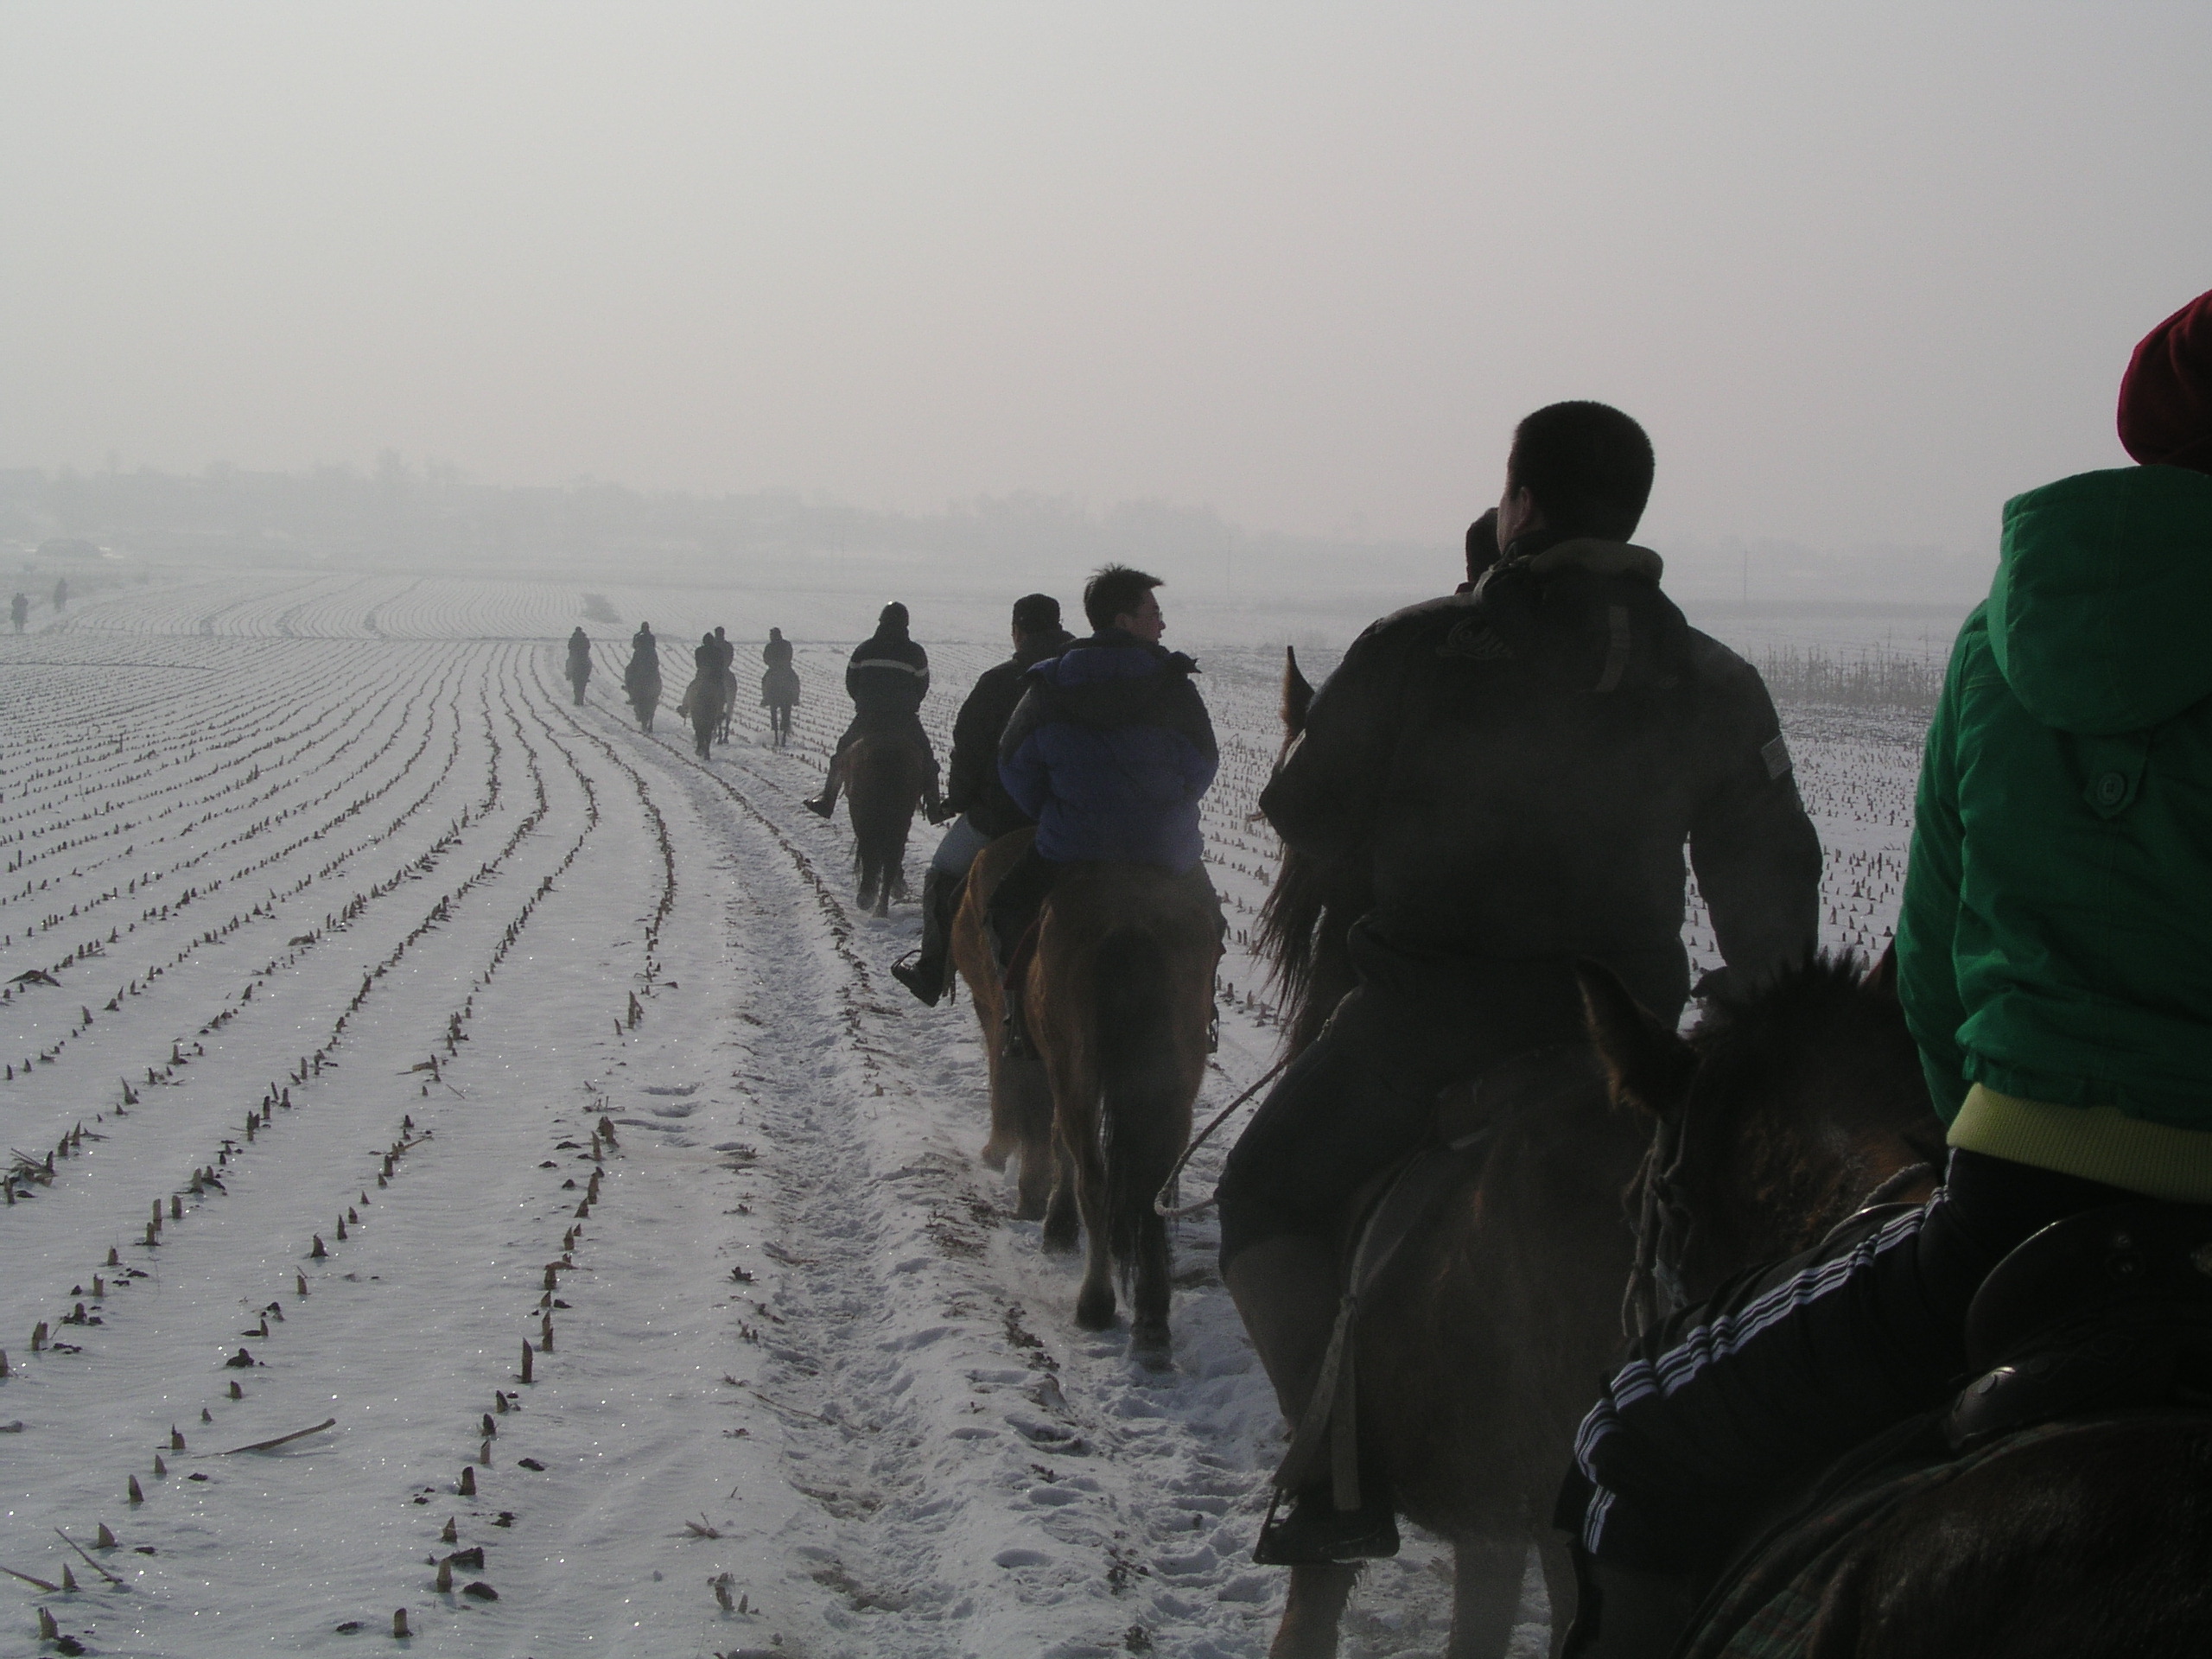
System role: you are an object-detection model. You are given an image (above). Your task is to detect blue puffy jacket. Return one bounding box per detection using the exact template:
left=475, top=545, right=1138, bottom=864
left=998, top=628, right=1217, bottom=871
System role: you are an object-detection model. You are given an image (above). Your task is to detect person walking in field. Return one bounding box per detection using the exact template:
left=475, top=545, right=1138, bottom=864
left=1217, top=401, right=1821, bottom=1567
left=890, top=592, right=1075, bottom=1006
left=804, top=602, right=940, bottom=819
left=10, top=592, right=26, bottom=632
left=1553, top=289, right=2212, bottom=1656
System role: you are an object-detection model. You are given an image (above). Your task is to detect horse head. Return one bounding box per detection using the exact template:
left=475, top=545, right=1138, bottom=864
left=1578, top=948, right=1945, bottom=1323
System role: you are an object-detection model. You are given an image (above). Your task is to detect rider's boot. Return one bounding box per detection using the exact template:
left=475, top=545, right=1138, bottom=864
left=1229, top=1236, right=1399, bottom=1566
left=1559, top=1552, right=1694, bottom=1659
left=891, top=870, right=957, bottom=1007
left=803, top=772, right=839, bottom=819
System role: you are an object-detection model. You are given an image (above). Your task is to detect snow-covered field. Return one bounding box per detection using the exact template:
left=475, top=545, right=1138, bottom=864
left=2, top=571, right=1924, bottom=1658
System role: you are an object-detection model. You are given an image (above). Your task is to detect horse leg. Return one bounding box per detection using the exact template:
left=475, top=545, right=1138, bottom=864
left=1042, top=1043, right=1112, bottom=1324
left=1040, top=1155, right=1080, bottom=1253
left=1445, top=1535, right=1530, bottom=1659
left=1269, top=1564, right=1358, bottom=1659
left=1003, top=1052, right=1057, bottom=1222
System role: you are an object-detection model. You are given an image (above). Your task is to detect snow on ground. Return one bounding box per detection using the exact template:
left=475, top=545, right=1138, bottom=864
left=3, top=572, right=1924, bottom=1657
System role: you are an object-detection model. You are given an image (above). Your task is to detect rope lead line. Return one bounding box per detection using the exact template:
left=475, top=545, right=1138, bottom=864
left=1153, top=1050, right=1295, bottom=1219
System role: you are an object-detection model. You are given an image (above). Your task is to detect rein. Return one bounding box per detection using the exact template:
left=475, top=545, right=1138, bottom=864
left=1623, top=1110, right=1696, bottom=1342
left=1153, top=1051, right=1295, bottom=1220
left=1622, top=1116, right=1944, bottom=1343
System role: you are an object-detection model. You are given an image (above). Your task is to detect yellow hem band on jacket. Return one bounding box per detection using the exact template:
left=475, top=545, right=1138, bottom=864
left=1948, top=1084, right=2212, bottom=1204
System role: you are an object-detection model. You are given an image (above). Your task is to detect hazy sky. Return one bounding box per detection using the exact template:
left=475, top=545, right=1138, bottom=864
left=4, top=3, right=2209, bottom=556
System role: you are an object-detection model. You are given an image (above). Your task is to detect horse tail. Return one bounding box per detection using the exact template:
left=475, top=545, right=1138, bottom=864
left=1255, top=847, right=1371, bottom=1058
left=1095, top=927, right=1183, bottom=1288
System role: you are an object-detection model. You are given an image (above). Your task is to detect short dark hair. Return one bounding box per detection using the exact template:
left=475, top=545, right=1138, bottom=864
left=1505, top=402, right=1655, bottom=542
left=1083, top=565, right=1161, bottom=632
left=1011, top=593, right=1061, bottom=636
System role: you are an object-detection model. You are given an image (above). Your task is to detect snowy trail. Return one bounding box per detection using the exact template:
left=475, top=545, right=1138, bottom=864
left=3, top=575, right=1923, bottom=1658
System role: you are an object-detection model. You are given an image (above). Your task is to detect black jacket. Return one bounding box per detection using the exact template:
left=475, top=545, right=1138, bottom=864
left=1262, top=536, right=1819, bottom=1025
left=844, top=629, right=931, bottom=721
left=944, top=630, right=1074, bottom=836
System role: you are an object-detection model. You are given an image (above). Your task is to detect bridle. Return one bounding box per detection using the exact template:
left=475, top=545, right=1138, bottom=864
left=1621, top=1092, right=1940, bottom=1344
left=1622, top=1109, right=1695, bottom=1342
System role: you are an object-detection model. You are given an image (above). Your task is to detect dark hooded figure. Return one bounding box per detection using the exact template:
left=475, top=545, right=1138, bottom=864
left=890, top=593, right=1074, bottom=1006
left=762, top=627, right=792, bottom=671
left=804, top=602, right=939, bottom=817
left=1217, top=400, right=1820, bottom=1572
left=713, top=626, right=734, bottom=673
left=567, top=626, right=591, bottom=668
left=10, top=592, right=27, bottom=633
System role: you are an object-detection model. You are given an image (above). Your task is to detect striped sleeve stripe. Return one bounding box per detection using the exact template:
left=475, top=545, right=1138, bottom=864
left=1610, top=1205, right=1929, bottom=1411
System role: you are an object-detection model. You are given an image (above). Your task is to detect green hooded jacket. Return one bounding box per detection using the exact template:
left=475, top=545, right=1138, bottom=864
left=1897, top=464, right=2212, bottom=1198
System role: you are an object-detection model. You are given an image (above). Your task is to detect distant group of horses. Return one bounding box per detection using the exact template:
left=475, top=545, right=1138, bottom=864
left=569, top=633, right=799, bottom=757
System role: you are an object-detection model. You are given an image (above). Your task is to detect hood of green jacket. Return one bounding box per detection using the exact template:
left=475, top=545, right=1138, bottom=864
left=1992, top=465, right=2212, bottom=734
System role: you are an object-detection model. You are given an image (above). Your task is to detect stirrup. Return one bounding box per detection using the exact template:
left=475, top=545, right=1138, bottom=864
left=889, top=950, right=943, bottom=1008
left=1252, top=1483, right=1399, bottom=1567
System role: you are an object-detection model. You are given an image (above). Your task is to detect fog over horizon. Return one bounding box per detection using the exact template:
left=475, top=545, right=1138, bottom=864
left=5, top=3, right=2209, bottom=601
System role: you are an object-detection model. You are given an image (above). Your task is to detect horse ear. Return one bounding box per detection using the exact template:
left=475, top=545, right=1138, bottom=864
left=1864, top=939, right=1899, bottom=997
left=1576, top=958, right=1697, bottom=1118
left=1281, top=646, right=1314, bottom=738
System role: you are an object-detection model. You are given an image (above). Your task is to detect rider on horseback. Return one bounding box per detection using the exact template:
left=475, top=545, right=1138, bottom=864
left=986, top=567, right=1219, bottom=1050
left=804, top=602, right=942, bottom=819
left=892, top=593, right=1074, bottom=1006
left=1554, top=290, right=2212, bottom=1656
left=1219, top=400, right=1822, bottom=1568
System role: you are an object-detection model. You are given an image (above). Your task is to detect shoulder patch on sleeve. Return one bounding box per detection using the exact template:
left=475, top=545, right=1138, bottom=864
left=1760, top=734, right=1792, bottom=780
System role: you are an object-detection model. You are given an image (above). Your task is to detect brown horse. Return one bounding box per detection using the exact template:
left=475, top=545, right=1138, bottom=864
left=1251, top=645, right=1651, bottom=1659
left=677, top=669, right=724, bottom=760
left=1579, top=957, right=2212, bottom=1659
left=1024, top=858, right=1220, bottom=1365
left=762, top=664, right=798, bottom=747
left=950, top=829, right=1061, bottom=1225
left=840, top=732, right=927, bottom=917
left=625, top=662, right=660, bottom=733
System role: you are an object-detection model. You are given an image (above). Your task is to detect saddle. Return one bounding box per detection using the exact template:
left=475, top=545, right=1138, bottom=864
left=1677, top=1199, right=2212, bottom=1658
left=1944, top=1198, right=2212, bottom=1450
left=1272, top=1044, right=1607, bottom=1510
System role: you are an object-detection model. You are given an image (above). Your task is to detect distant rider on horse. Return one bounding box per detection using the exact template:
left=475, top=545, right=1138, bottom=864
left=1217, top=400, right=1821, bottom=1568
left=10, top=591, right=27, bottom=633
left=892, top=593, right=1075, bottom=1006
left=1554, top=291, right=2212, bottom=1657
left=987, top=566, right=1219, bottom=1049
left=625, top=622, right=658, bottom=686
left=804, top=602, right=941, bottom=819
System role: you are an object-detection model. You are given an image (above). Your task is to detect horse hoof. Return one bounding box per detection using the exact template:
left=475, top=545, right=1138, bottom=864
left=979, top=1140, right=1009, bottom=1173
left=1075, top=1286, right=1116, bottom=1331
left=1130, top=1323, right=1173, bottom=1370
left=1040, top=1219, right=1079, bottom=1255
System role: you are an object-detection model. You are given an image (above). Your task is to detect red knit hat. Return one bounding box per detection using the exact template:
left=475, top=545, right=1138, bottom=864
left=2117, top=288, right=2212, bottom=474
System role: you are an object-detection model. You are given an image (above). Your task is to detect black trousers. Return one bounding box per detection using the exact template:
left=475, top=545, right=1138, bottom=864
left=1557, top=1147, right=2128, bottom=1576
